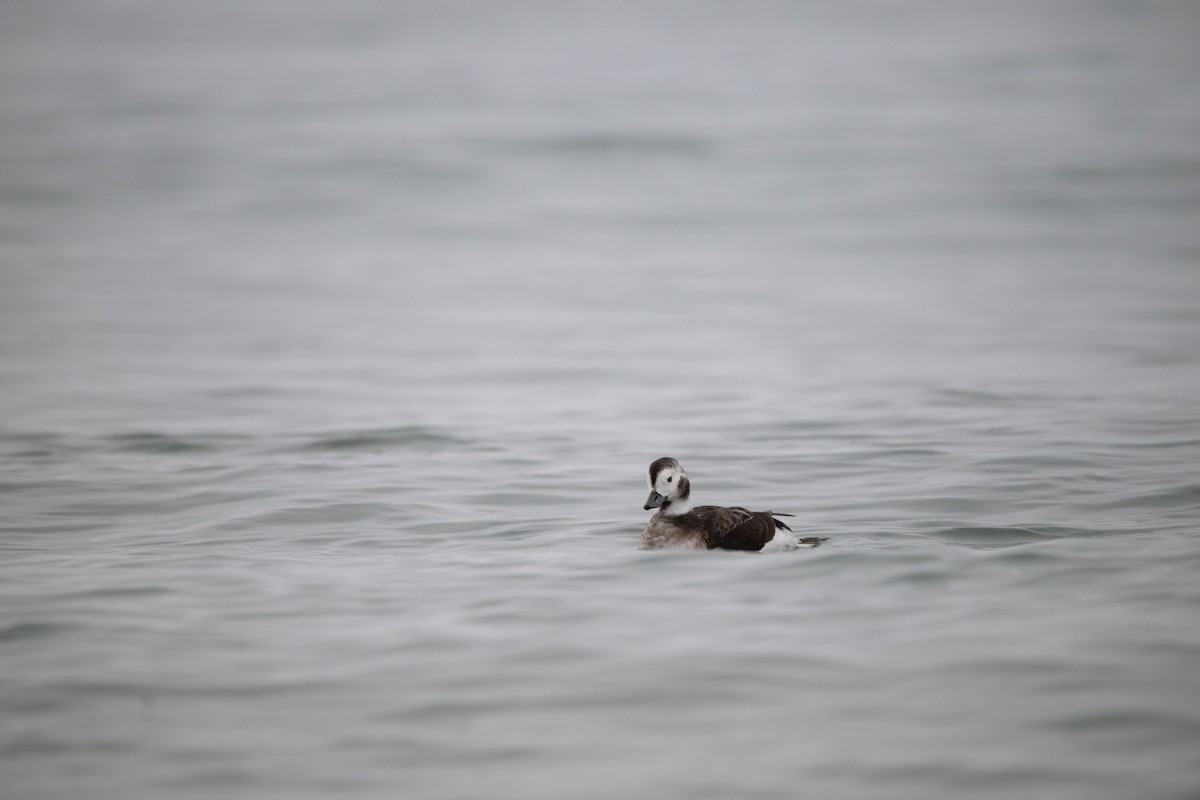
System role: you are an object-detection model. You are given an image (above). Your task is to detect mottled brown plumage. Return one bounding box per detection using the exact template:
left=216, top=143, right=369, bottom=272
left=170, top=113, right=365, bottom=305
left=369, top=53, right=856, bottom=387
left=641, top=505, right=796, bottom=550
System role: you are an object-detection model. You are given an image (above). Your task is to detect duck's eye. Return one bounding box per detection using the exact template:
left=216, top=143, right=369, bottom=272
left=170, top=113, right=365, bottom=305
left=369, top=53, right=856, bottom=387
left=667, top=476, right=673, bottom=483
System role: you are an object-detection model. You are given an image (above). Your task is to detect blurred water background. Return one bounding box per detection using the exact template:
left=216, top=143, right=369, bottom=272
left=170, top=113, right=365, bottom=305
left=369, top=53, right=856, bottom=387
left=2, top=1, right=1199, bottom=798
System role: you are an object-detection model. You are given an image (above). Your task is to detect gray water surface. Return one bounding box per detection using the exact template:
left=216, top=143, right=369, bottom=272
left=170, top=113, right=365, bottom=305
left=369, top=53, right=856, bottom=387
left=2, top=2, right=1199, bottom=798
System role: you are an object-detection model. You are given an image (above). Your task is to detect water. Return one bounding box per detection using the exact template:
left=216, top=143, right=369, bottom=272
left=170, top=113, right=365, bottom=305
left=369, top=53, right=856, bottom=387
left=2, top=1, right=1199, bottom=798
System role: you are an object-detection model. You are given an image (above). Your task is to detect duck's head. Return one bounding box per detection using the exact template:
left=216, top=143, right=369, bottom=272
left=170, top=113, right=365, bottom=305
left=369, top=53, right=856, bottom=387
left=644, top=456, right=692, bottom=515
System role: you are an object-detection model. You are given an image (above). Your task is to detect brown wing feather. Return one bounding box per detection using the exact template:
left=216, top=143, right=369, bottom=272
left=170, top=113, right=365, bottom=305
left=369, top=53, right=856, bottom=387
left=712, top=513, right=780, bottom=550
left=684, top=505, right=775, bottom=551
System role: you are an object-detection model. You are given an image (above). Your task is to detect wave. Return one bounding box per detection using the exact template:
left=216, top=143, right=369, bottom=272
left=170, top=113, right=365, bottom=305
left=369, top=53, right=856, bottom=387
left=296, top=426, right=465, bottom=452
left=926, top=524, right=1100, bottom=549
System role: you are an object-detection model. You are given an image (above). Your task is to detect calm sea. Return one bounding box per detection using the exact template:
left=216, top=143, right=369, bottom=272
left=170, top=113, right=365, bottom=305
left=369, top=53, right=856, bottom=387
left=2, top=1, right=1199, bottom=798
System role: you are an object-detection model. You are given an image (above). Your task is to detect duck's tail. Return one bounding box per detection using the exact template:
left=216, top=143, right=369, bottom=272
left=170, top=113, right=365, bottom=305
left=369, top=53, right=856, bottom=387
left=771, top=517, right=825, bottom=545
left=768, top=514, right=825, bottom=548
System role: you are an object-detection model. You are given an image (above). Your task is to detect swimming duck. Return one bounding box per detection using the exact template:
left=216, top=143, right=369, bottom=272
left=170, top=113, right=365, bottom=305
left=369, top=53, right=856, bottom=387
left=639, top=457, right=822, bottom=551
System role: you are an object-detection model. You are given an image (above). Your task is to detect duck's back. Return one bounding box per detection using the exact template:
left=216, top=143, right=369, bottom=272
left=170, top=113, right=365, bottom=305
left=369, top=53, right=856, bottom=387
left=689, top=505, right=785, bottom=551
left=640, top=505, right=788, bottom=551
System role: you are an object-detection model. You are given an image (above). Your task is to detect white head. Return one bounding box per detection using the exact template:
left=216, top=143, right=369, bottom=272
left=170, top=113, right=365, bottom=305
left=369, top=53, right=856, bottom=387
left=643, top=456, right=693, bottom=516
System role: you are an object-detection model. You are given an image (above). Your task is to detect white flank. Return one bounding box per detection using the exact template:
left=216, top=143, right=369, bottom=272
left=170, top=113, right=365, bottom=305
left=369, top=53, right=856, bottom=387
left=758, top=526, right=799, bottom=553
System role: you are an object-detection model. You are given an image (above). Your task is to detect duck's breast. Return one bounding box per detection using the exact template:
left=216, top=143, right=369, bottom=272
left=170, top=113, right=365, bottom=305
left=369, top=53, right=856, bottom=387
left=639, top=518, right=706, bottom=550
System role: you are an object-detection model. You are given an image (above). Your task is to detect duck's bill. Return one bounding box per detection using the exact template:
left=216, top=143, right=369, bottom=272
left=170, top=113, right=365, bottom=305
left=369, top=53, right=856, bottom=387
left=644, top=491, right=666, bottom=510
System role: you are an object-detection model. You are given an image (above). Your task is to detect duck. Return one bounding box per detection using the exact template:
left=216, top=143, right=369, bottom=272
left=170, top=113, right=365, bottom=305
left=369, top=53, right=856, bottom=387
left=639, top=457, right=823, bottom=552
